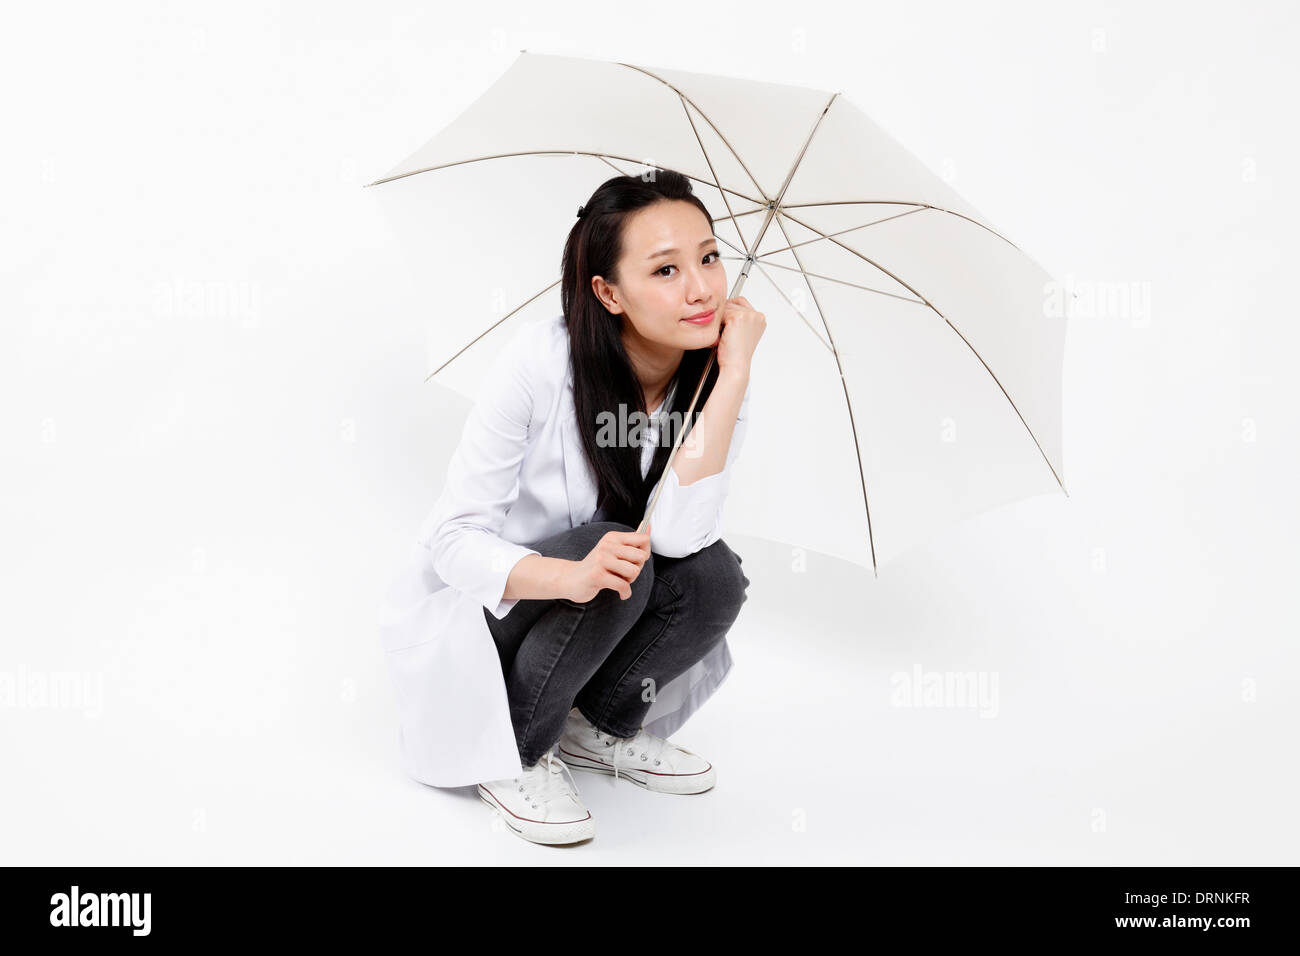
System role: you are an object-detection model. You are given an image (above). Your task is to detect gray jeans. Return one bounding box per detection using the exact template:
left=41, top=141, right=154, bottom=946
left=483, top=520, right=750, bottom=767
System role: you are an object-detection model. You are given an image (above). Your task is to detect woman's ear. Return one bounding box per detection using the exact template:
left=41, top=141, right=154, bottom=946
left=591, top=275, right=623, bottom=316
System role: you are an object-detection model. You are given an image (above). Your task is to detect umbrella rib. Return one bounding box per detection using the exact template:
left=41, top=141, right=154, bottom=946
left=779, top=208, right=941, bottom=306
left=743, top=259, right=836, bottom=354
left=779, top=208, right=1067, bottom=496
left=770, top=210, right=879, bottom=576
left=678, top=95, right=751, bottom=253
left=712, top=206, right=772, bottom=224
left=596, top=154, right=632, bottom=175
left=756, top=205, right=930, bottom=257
left=714, top=232, right=834, bottom=350
left=424, top=278, right=562, bottom=381
left=366, top=149, right=766, bottom=206
left=713, top=231, right=746, bottom=257
left=780, top=200, right=1022, bottom=252
left=614, top=62, right=769, bottom=200
left=728, top=90, right=840, bottom=274
left=722, top=255, right=926, bottom=306
left=715, top=201, right=989, bottom=250
left=933, top=319, right=1067, bottom=494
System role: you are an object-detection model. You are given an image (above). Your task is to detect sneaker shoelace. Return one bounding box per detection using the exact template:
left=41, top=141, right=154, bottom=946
left=596, top=726, right=671, bottom=781
left=519, top=752, right=581, bottom=811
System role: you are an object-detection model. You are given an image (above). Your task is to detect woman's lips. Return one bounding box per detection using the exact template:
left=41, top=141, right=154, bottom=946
left=681, top=310, right=715, bottom=325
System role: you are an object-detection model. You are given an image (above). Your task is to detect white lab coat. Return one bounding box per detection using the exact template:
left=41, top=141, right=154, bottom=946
left=377, top=313, right=751, bottom=788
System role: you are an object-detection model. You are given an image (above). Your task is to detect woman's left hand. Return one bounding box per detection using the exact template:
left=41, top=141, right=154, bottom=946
left=714, top=296, right=766, bottom=379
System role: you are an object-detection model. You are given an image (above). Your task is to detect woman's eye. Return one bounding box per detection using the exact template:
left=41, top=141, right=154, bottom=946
left=657, top=251, right=720, bottom=277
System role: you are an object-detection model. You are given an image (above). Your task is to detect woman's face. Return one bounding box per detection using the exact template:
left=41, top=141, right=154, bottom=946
left=592, top=200, right=727, bottom=352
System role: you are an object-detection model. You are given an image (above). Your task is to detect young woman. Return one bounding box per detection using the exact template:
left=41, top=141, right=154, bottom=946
left=378, top=168, right=765, bottom=846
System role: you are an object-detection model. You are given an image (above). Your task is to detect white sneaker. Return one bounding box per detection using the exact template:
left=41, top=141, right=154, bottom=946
left=557, top=708, right=716, bottom=794
left=477, top=751, right=595, bottom=845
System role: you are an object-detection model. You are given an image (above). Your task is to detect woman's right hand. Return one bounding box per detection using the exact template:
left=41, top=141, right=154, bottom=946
left=561, top=526, right=652, bottom=602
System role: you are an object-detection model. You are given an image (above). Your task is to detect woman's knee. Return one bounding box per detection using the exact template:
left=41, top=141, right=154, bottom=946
left=536, top=519, right=637, bottom=562
left=679, top=539, right=749, bottom=619
left=583, top=519, right=636, bottom=538
left=558, top=521, right=655, bottom=611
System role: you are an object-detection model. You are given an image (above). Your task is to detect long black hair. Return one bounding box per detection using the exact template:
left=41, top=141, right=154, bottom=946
left=559, top=168, right=722, bottom=528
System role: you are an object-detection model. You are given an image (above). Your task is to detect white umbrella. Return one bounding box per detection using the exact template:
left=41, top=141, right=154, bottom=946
left=367, top=51, right=1068, bottom=576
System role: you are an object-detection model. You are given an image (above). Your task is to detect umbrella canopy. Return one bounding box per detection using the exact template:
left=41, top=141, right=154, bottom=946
left=367, top=51, right=1068, bottom=575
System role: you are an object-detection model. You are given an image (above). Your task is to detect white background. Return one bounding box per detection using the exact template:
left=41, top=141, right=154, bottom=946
left=2, top=0, right=1296, bottom=864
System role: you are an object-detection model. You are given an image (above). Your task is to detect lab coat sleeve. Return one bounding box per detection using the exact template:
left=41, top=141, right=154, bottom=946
left=418, top=329, right=543, bottom=620
left=643, top=377, right=751, bottom=559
